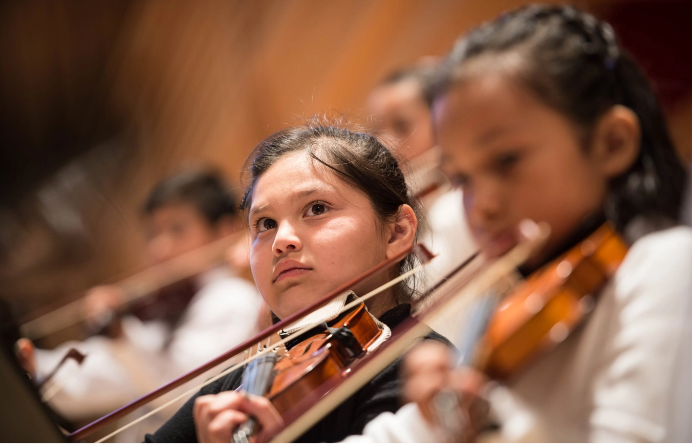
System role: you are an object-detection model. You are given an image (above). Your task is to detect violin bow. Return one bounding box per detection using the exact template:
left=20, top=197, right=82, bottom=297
left=21, top=231, right=243, bottom=340
left=68, top=243, right=435, bottom=442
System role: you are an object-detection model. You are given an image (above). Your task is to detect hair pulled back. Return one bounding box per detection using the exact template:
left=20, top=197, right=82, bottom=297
left=240, top=118, right=421, bottom=301
left=433, top=4, right=687, bottom=231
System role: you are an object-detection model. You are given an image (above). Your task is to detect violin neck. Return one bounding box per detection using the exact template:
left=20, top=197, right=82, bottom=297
left=232, top=352, right=278, bottom=443
left=454, top=289, right=501, bottom=369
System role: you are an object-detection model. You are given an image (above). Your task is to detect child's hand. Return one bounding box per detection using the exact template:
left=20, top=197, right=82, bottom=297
left=403, top=341, right=489, bottom=441
left=402, top=341, right=453, bottom=423
left=82, top=285, right=124, bottom=337
left=15, top=337, right=36, bottom=378
left=194, top=391, right=284, bottom=443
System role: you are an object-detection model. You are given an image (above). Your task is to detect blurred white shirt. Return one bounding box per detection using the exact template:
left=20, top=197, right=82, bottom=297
left=34, top=266, right=262, bottom=440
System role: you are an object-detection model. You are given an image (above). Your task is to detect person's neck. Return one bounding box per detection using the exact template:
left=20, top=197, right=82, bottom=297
left=364, top=288, right=398, bottom=318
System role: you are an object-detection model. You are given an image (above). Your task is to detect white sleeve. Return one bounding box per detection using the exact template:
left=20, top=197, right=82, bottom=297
left=35, top=332, right=156, bottom=419
left=163, top=277, right=262, bottom=379
left=35, top=277, right=262, bottom=420
left=589, top=226, right=692, bottom=442
left=341, top=403, right=450, bottom=443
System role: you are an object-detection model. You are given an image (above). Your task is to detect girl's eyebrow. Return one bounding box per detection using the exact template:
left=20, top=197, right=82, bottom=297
left=248, top=186, right=335, bottom=218
left=248, top=204, right=269, bottom=220
left=476, top=126, right=519, bottom=145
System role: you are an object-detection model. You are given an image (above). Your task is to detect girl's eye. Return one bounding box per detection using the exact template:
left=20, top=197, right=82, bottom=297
left=256, top=217, right=277, bottom=233
left=495, top=152, right=520, bottom=174
left=305, top=202, right=328, bottom=217
left=449, top=172, right=470, bottom=189
left=392, top=118, right=411, bottom=138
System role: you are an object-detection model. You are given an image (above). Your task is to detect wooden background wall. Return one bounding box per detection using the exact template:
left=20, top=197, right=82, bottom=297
left=1, top=0, right=689, bottom=330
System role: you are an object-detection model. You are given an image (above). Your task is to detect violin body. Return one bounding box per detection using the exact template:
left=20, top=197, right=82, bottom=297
left=481, top=223, right=629, bottom=380
left=267, top=302, right=383, bottom=417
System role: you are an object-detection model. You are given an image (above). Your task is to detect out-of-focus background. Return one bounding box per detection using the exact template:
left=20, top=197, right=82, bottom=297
left=1, top=0, right=690, bottom=347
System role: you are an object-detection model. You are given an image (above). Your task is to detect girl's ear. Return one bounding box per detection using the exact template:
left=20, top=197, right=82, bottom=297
left=591, top=105, right=641, bottom=178
left=385, top=204, right=418, bottom=260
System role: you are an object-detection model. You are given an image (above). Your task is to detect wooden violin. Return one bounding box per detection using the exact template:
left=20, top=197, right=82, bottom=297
left=429, top=221, right=629, bottom=438
left=232, top=301, right=383, bottom=442
left=480, top=221, right=628, bottom=379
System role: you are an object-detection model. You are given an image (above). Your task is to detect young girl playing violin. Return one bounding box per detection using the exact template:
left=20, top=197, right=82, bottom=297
left=145, top=122, right=449, bottom=442
left=348, top=4, right=692, bottom=442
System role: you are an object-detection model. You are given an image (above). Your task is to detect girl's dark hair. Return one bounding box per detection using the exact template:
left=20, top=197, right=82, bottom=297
left=433, top=4, right=687, bottom=232
left=143, top=169, right=238, bottom=225
left=240, top=119, right=421, bottom=301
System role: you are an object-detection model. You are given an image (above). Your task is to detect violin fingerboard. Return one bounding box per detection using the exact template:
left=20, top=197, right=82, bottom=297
left=241, top=352, right=278, bottom=397
left=456, top=289, right=500, bottom=368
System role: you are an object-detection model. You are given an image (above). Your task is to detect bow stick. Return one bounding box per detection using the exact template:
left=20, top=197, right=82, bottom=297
left=69, top=243, right=436, bottom=441
left=21, top=231, right=243, bottom=340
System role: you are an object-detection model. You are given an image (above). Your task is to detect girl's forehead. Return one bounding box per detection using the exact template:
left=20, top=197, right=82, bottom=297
left=436, top=75, right=566, bottom=138
left=250, top=151, right=347, bottom=209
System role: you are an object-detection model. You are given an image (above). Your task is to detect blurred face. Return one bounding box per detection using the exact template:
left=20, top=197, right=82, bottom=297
left=368, top=79, right=435, bottom=160
left=433, top=74, right=608, bottom=265
left=248, top=152, right=390, bottom=319
left=144, top=203, right=220, bottom=264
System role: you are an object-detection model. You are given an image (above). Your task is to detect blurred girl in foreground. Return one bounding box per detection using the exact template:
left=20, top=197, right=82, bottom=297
left=349, top=4, right=692, bottom=442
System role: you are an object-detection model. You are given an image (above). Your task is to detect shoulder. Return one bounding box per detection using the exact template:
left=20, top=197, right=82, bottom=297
left=199, top=275, right=259, bottom=299
left=192, top=274, right=261, bottom=311
left=625, top=225, right=692, bottom=263
left=614, top=225, right=692, bottom=305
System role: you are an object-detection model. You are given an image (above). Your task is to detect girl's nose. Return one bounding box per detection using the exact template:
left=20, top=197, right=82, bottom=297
left=464, top=178, right=503, bottom=226
left=272, top=221, right=302, bottom=256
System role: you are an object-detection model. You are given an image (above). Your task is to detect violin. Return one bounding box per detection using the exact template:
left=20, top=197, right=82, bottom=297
left=232, top=300, right=383, bottom=442
left=407, top=146, right=452, bottom=203
left=430, top=221, right=629, bottom=438
left=481, top=222, right=628, bottom=379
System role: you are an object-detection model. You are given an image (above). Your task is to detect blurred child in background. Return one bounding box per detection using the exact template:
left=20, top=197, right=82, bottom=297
left=367, top=63, right=476, bottom=290
left=32, top=168, right=263, bottom=439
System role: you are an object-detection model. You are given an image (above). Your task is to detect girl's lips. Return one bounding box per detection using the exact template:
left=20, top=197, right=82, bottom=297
left=274, top=267, right=312, bottom=283
left=484, top=231, right=518, bottom=258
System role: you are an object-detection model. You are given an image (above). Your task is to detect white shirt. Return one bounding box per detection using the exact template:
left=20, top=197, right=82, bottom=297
left=345, top=225, right=692, bottom=442
left=34, top=267, right=263, bottom=437
left=406, top=154, right=479, bottom=346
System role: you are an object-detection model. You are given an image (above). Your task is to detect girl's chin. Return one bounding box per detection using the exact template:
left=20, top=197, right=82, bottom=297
left=272, top=281, right=346, bottom=320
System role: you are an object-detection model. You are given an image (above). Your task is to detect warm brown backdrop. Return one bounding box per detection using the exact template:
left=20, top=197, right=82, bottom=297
left=0, top=0, right=689, bottom=337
